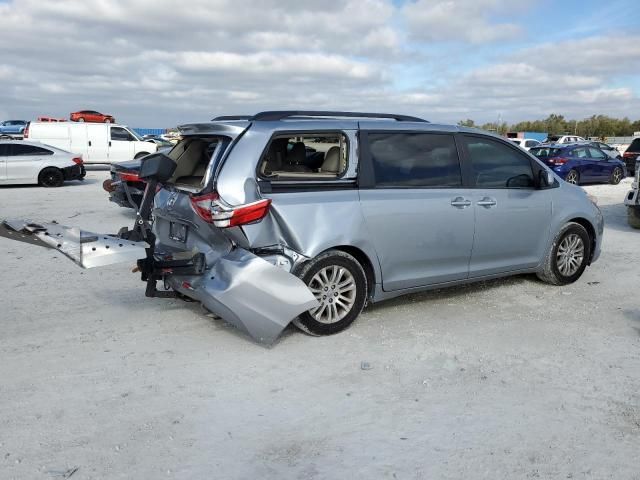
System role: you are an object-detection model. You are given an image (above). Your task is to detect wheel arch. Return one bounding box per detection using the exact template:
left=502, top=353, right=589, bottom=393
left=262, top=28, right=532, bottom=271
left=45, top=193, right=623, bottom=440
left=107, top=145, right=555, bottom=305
left=567, top=217, right=596, bottom=263
left=318, top=245, right=377, bottom=300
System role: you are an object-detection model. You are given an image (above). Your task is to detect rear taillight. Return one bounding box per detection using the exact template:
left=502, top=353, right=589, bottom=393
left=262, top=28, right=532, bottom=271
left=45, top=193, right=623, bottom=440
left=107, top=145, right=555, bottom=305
left=553, top=157, right=569, bottom=165
left=623, top=152, right=637, bottom=158
left=119, top=172, right=140, bottom=182
left=23, top=124, right=29, bottom=138
left=189, top=192, right=271, bottom=228
left=190, top=192, right=219, bottom=223
left=72, top=157, right=83, bottom=165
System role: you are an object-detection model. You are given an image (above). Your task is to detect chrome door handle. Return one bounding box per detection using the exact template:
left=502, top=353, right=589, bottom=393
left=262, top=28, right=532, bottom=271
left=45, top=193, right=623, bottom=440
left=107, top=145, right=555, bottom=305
left=477, top=197, right=497, bottom=208
left=451, top=197, right=472, bottom=208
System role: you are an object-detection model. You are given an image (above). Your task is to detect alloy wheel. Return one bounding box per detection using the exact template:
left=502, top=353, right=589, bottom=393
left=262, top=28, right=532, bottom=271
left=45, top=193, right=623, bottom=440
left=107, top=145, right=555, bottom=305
left=556, top=233, right=584, bottom=276
left=612, top=168, right=622, bottom=184
left=566, top=171, right=578, bottom=184
left=307, top=265, right=356, bottom=324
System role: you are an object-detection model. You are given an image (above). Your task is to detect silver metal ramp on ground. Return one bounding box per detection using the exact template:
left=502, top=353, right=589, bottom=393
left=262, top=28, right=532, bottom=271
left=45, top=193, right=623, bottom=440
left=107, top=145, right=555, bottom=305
left=0, top=219, right=148, bottom=268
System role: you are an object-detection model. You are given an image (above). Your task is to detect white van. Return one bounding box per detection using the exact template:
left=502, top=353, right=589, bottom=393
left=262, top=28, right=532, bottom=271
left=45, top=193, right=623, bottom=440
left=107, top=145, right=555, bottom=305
left=24, top=122, right=157, bottom=164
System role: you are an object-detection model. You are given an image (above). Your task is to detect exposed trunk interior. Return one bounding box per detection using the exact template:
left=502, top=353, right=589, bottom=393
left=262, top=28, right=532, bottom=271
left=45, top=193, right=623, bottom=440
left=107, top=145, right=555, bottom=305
left=166, top=137, right=220, bottom=189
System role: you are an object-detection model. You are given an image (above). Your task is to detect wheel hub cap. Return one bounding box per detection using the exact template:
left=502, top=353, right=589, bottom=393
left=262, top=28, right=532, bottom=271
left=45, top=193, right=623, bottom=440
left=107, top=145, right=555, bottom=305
left=308, top=265, right=356, bottom=324
left=556, top=234, right=584, bottom=276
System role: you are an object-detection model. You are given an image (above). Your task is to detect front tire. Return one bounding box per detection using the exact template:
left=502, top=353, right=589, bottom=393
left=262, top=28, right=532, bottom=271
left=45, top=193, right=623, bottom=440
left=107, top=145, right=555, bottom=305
left=565, top=169, right=579, bottom=185
left=609, top=167, right=623, bottom=185
left=293, top=250, right=367, bottom=336
left=38, top=167, right=64, bottom=188
left=537, top=222, right=591, bottom=286
left=77, top=117, right=85, bottom=122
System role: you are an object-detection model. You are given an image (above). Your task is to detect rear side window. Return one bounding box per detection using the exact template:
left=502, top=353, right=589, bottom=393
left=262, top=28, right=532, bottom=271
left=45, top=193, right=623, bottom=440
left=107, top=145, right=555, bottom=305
left=259, top=133, right=347, bottom=180
left=0, top=144, right=10, bottom=155
left=10, top=145, right=53, bottom=156
left=462, top=135, right=534, bottom=188
left=368, top=132, right=461, bottom=187
left=530, top=147, right=561, bottom=157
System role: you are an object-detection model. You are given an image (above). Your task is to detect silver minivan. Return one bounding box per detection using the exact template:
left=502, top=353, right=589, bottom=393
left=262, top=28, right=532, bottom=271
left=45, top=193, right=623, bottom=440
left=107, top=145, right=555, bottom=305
left=1, top=111, right=604, bottom=344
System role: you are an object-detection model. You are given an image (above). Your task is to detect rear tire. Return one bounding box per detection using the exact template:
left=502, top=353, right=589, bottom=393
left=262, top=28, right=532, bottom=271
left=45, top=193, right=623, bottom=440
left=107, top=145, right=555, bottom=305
left=565, top=169, right=579, bottom=185
left=628, top=206, right=640, bottom=229
left=537, top=222, right=591, bottom=286
left=609, top=167, right=623, bottom=185
left=104, top=118, right=112, bottom=123
left=38, top=167, right=64, bottom=188
left=293, top=250, right=367, bottom=336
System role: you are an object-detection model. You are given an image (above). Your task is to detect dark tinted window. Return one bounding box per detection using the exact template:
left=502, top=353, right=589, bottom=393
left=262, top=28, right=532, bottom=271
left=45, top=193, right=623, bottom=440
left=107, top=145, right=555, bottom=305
left=627, top=138, right=640, bottom=152
left=368, top=133, right=461, bottom=187
left=10, top=144, right=53, bottom=156
left=462, top=135, right=534, bottom=188
left=0, top=144, right=10, bottom=155
left=111, top=127, right=134, bottom=141
left=530, top=147, right=562, bottom=157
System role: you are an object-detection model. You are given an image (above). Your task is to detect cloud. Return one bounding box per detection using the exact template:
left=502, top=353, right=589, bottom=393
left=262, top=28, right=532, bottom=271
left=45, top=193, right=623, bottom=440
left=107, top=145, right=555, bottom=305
left=0, top=0, right=638, bottom=127
left=403, top=0, right=526, bottom=44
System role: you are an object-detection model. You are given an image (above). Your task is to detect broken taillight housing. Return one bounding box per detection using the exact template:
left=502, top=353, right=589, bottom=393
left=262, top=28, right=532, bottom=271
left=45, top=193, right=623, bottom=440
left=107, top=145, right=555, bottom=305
left=189, top=192, right=271, bottom=228
left=119, top=172, right=141, bottom=182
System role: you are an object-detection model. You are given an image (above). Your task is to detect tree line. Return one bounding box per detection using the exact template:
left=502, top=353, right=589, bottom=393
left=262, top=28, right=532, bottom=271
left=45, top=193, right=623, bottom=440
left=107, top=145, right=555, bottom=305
left=458, top=114, right=640, bottom=138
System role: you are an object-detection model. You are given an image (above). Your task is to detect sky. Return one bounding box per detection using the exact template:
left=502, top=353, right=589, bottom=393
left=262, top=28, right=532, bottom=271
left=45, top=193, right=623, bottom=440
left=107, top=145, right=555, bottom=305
left=0, top=0, right=638, bottom=128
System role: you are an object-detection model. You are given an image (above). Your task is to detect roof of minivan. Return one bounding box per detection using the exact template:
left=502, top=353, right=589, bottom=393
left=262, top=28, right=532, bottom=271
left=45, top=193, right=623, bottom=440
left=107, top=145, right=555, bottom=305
left=178, top=119, right=500, bottom=138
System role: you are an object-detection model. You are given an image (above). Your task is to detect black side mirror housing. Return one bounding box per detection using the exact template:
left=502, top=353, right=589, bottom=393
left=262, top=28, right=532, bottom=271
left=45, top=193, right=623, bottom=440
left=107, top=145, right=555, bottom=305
left=138, top=153, right=176, bottom=182
left=538, top=169, right=555, bottom=188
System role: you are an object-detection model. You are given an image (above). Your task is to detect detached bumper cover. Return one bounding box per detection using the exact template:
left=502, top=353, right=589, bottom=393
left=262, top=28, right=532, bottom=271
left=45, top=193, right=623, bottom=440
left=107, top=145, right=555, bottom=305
left=0, top=219, right=148, bottom=268
left=168, top=248, right=318, bottom=344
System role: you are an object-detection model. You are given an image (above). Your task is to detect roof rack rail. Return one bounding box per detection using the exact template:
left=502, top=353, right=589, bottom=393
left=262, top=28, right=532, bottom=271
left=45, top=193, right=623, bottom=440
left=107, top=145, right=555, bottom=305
left=249, top=110, right=428, bottom=122
left=211, top=115, right=253, bottom=121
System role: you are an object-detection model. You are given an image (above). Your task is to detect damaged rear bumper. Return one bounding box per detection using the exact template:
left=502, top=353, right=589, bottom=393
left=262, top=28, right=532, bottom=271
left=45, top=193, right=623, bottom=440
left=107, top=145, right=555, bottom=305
left=0, top=219, right=318, bottom=345
left=153, top=249, right=318, bottom=344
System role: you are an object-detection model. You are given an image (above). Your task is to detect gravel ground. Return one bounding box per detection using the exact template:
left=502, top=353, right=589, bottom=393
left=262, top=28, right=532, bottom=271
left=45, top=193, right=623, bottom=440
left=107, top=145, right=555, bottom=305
left=1, top=172, right=639, bottom=480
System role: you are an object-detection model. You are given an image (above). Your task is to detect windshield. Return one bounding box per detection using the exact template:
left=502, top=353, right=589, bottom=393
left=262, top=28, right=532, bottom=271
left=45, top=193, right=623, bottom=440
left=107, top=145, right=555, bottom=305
left=530, top=147, right=562, bottom=157
left=126, top=128, right=142, bottom=141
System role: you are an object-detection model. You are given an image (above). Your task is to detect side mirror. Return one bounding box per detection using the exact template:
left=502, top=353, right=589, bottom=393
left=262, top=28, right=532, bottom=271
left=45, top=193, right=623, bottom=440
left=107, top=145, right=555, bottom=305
left=138, top=152, right=176, bottom=182
left=539, top=169, right=555, bottom=188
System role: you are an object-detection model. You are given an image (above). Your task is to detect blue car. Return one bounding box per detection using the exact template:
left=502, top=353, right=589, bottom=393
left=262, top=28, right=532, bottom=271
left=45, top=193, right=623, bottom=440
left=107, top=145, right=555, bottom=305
left=0, top=120, right=28, bottom=137
left=530, top=143, right=626, bottom=185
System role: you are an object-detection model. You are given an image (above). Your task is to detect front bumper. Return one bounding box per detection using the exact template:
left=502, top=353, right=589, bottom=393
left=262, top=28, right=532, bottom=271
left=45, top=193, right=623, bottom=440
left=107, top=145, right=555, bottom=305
left=63, top=164, right=86, bottom=180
